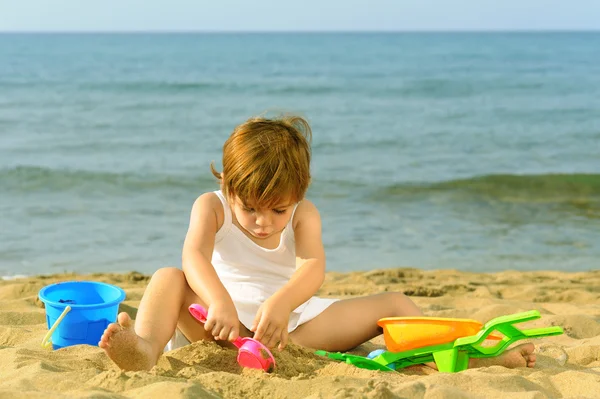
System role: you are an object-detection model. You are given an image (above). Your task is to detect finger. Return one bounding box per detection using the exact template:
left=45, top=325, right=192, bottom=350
left=253, top=320, right=270, bottom=341
left=218, top=325, right=231, bottom=341
left=262, top=325, right=278, bottom=348
left=251, top=310, right=262, bottom=332
left=228, top=325, right=240, bottom=342
left=265, top=331, right=279, bottom=349
left=270, top=328, right=283, bottom=349
left=278, top=330, right=289, bottom=351
left=204, top=317, right=215, bottom=331
left=210, top=322, right=222, bottom=337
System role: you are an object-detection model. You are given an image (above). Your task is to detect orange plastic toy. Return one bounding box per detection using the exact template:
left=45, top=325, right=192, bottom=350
left=377, top=317, right=495, bottom=352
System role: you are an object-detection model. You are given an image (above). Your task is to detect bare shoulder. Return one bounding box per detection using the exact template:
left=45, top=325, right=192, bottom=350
left=190, top=191, right=225, bottom=230
left=292, top=199, right=325, bottom=262
left=193, top=191, right=221, bottom=208
left=292, top=199, right=321, bottom=230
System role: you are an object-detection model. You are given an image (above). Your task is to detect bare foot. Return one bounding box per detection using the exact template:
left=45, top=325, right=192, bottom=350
left=99, top=312, right=157, bottom=371
left=470, top=343, right=536, bottom=369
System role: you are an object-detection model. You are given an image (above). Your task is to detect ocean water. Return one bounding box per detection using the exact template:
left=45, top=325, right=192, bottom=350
left=1, top=32, right=599, bottom=278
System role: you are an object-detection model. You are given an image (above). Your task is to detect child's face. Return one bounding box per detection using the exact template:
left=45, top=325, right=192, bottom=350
left=232, top=196, right=295, bottom=240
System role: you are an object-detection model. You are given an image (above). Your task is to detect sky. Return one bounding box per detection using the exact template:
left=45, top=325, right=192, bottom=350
left=0, top=0, right=599, bottom=32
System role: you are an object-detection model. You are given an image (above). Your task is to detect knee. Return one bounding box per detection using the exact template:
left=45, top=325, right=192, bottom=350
left=152, top=267, right=185, bottom=283
left=382, top=291, right=408, bottom=306
left=382, top=292, right=421, bottom=317
left=380, top=291, right=408, bottom=303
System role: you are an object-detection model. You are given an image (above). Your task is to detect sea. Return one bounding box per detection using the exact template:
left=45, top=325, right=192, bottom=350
left=1, top=32, right=599, bottom=278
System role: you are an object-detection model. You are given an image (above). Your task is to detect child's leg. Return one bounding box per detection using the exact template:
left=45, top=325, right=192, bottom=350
left=290, top=292, right=536, bottom=370
left=99, top=267, right=214, bottom=371
left=289, top=292, right=422, bottom=352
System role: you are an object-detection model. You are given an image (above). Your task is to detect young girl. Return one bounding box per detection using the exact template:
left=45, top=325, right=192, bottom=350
left=99, top=115, right=536, bottom=371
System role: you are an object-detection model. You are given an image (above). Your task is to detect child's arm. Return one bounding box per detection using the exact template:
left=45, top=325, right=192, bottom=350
left=182, top=192, right=240, bottom=341
left=274, top=199, right=326, bottom=308
left=252, top=200, right=326, bottom=349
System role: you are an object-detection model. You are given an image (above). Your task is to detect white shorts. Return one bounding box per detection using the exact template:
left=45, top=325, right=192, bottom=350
left=164, top=328, right=191, bottom=352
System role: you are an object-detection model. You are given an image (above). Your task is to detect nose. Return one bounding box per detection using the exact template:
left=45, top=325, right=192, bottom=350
left=255, top=211, right=271, bottom=227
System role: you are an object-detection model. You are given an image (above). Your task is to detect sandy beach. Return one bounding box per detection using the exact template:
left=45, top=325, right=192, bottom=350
left=1, top=268, right=599, bottom=398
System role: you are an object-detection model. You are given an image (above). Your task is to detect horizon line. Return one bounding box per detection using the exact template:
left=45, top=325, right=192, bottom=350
left=0, top=28, right=599, bottom=34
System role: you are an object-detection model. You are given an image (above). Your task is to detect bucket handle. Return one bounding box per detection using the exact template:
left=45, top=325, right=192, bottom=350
left=41, top=305, right=71, bottom=349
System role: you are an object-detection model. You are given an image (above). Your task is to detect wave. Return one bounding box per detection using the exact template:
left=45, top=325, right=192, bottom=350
left=376, top=173, right=600, bottom=203
left=4, top=168, right=599, bottom=214
left=3, top=80, right=347, bottom=96
left=1, top=166, right=217, bottom=193
left=79, top=81, right=224, bottom=94
left=265, top=85, right=342, bottom=95
left=1, top=78, right=556, bottom=100
left=0, top=80, right=223, bottom=92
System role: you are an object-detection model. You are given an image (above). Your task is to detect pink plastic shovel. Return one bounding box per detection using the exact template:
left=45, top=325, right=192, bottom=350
left=188, top=304, right=276, bottom=372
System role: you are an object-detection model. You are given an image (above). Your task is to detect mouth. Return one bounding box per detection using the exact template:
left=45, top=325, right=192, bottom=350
left=255, top=232, right=270, bottom=238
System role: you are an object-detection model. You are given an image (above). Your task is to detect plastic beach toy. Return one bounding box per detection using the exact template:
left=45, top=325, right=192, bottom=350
left=39, top=281, right=126, bottom=350
left=188, top=304, right=276, bottom=372
left=377, top=316, right=496, bottom=352
left=316, top=310, right=563, bottom=373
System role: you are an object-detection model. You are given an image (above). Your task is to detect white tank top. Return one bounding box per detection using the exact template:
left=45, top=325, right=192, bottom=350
left=210, top=190, right=338, bottom=331
left=212, top=191, right=297, bottom=292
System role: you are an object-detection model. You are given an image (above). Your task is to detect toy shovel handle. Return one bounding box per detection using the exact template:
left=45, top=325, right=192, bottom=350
left=189, top=304, right=208, bottom=323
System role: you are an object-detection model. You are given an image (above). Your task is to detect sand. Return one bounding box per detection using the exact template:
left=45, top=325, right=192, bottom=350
left=1, top=268, right=599, bottom=399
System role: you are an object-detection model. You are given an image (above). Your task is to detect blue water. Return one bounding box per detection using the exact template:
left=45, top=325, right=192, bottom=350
left=1, top=32, right=599, bottom=278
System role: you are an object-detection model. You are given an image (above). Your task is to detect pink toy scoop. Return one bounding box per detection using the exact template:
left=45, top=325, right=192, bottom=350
left=188, top=303, right=276, bottom=372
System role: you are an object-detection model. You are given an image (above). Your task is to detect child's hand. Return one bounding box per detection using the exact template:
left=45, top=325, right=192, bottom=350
left=251, top=296, right=291, bottom=351
left=204, top=300, right=240, bottom=342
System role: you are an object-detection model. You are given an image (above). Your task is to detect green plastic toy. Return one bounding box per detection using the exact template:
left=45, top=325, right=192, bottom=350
left=316, top=310, right=563, bottom=373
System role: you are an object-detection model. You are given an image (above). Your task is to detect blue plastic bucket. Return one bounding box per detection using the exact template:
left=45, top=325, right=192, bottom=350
left=38, top=281, right=126, bottom=350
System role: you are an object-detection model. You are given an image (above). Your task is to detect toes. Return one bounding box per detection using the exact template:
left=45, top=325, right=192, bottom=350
left=117, top=312, right=133, bottom=328
left=99, top=331, right=112, bottom=348
left=528, top=353, right=537, bottom=362
left=111, top=321, right=124, bottom=332
left=516, top=343, right=535, bottom=357
left=105, top=322, right=123, bottom=336
left=98, top=321, right=124, bottom=348
left=520, top=343, right=535, bottom=354
left=519, top=344, right=536, bottom=368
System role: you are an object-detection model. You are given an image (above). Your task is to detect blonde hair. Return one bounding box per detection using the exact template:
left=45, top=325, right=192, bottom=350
left=211, top=115, right=312, bottom=208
